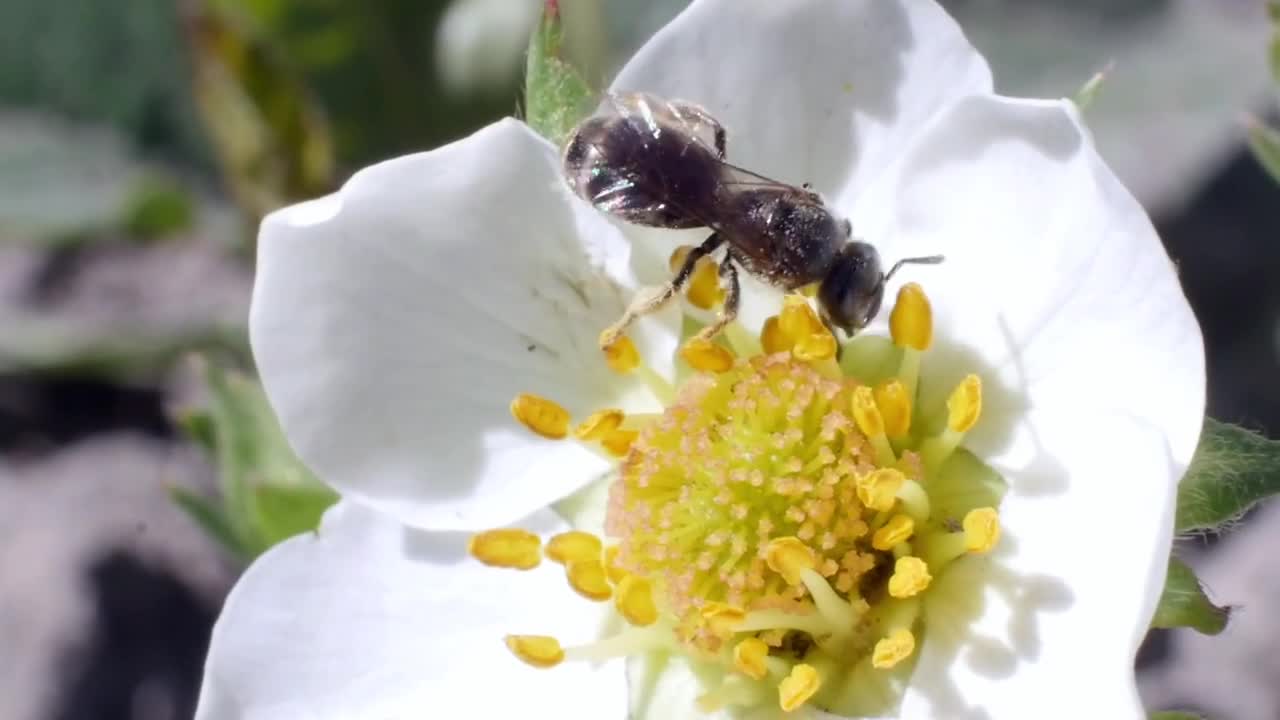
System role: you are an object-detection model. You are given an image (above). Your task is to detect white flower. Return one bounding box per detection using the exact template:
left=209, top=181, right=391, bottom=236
left=197, top=0, right=1205, bottom=718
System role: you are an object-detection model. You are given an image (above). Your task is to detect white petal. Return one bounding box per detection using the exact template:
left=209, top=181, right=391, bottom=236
left=196, top=502, right=626, bottom=720
left=859, top=96, right=1203, bottom=716
left=251, top=119, right=678, bottom=531
left=612, top=0, right=991, bottom=200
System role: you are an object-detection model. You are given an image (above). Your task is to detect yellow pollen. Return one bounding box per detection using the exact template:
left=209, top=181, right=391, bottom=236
left=545, top=531, right=603, bottom=565
left=794, top=330, right=837, bottom=362
left=765, top=537, right=817, bottom=586
left=505, top=635, right=565, bottom=668
left=671, top=246, right=725, bottom=310
left=615, top=575, right=659, bottom=626
left=889, top=283, right=932, bottom=351
left=856, top=468, right=905, bottom=512
left=680, top=338, right=736, bottom=373
left=872, top=628, right=916, bottom=669
left=566, top=559, right=613, bottom=601
left=851, top=386, right=884, bottom=438
left=760, top=316, right=791, bottom=354
left=603, top=545, right=626, bottom=584
left=778, top=664, right=822, bottom=712
left=874, top=380, right=912, bottom=438
left=573, top=409, right=624, bottom=441
left=601, top=428, right=639, bottom=457
left=733, top=637, right=770, bottom=680
left=872, top=514, right=915, bottom=551
left=779, top=295, right=826, bottom=341
left=964, top=507, right=1001, bottom=553
left=510, top=393, right=570, bottom=440
left=887, top=557, right=932, bottom=598
left=702, top=602, right=748, bottom=637
left=947, top=374, right=983, bottom=433
left=602, top=335, right=641, bottom=374
left=469, top=529, right=542, bottom=570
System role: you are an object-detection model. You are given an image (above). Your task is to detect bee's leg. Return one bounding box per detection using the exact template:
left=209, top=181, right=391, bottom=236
left=691, top=253, right=741, bottom=343
left=599, top=232, right=724, bottom=349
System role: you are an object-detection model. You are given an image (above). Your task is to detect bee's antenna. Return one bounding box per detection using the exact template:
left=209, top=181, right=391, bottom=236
left=884, top=254, right=945, bottom=282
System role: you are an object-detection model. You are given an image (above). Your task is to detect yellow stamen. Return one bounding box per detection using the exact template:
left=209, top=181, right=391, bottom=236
left=545, top=531, right=603, bottom=565
left=778, top=664, right=822, bottom=712
left=680, top=338, right=736, bottom=373
left=702, top=602, right=747, bottom=637
left=871, top=628, right=915, bottom=669
left=964, top=507, right=1001, bottom=553
left=733, top=637, right=770, bottom=680
left=510, top=393, right=570, bottom=440
left=603, top=545, right=626, bottom=584
left=602, top=335, right=641, bottom=374
left=779, top=295, right=826, bottom=341
left=505, top=635, right=565, bottom=668
left=793, top=330, right=838, bottom=362
left=874, top=380, right=912, bottom=438
left=573, top=409, right=624, bottom=441
left=872, top=514, right=915, bottom=551
left=887, top=557, right=932, bottom=599
left=947, top=374, right=983, bottom=433
left=670, top=246, right=726, bottom=311
left=764, top=537, right=817, bottom=586
left=889, top=283, right=932, bottom=351
left=851, top=386, right=895, bottom=466
left=615, top=575, right=658, bottom=626
left=469, top=529, right=542, bottom=570
left=566, top=559, right=613, bottom=601
left=601, top=428, right=639, bottom=457
left=760, top=316, right=791, bottom=354
left=856, top=468, right=904, bottom=512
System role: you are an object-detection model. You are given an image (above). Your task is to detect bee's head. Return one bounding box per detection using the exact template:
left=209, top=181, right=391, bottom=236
left=818, top=244, right=945, bottom=336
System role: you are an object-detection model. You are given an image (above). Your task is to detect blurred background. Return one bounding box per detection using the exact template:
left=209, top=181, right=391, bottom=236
left=0, top=0, right=1276, bottom=718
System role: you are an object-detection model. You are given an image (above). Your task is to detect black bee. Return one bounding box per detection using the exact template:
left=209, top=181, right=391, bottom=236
left=562, top=92, right=942, bottom=348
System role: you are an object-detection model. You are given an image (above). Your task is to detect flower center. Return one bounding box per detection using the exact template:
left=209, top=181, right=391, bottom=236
left=470, top=266, right=1006, bottom=717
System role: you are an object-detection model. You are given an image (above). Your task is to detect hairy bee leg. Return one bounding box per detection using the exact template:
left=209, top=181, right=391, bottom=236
left=599, top=233, right=725, bottom=349
left=691, top=254, right=740, bottom=344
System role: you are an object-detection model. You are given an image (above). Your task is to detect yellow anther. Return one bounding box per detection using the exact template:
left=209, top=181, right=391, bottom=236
left=566, top=558, right=613, bottom=601
left=872, top=514, right=915, bottom=551
left=851, top=386, right=885, bottom=438
left=947, top=374, right=983, bottom=433
left=681, top=338, right=736, bottom=373
left=779, top=295, right=826, bottom=341
left=615, top=575, right=658, bottom=626
left=760, top=316, right=791, bottom=354
left=510, top=393, right=570, bottom=440
left=874, top=380, right=912, bottom=438
left=887, top=556, right=932, bottom=599
left=469, top=529, right=542, bottom=570
left=572, top=409, right=624, bottom=441
left=872, top=628, right=916, bottom=669
left=603, top=545, right=626, bottom=584
left=601, top=428, right=639, bottom=457
left=505, top=635, right=565, bottom=668
left=778, top=664, right=822, bottom=712
left=963, top=507, right=1001, bottom=553
left=702, top=602, right=747, bottom=636
left=765, top=537, right=817, bottom=586
left=545, top=531, right=603, bottom=565
left=602, top=335, right=641, bottom=374
left=856, top=468, right=905, bottom=512
left=733, top=637, right=770, bottom=680
left=678, top=253, right=725, bottom=311
left=889, top=282, right=932, bottom=351
left=793, top=330, right=837, bottom=362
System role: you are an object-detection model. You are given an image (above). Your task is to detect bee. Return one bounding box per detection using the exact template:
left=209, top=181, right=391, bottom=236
left=562, top=92, right=942, bottom=349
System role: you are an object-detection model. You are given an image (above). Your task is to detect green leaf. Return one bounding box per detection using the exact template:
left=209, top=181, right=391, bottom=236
left=1176, top=418, right=1280, bottom=533
left=1151, top=556, right=1229, bottom=635
left=175, top=408, right=217, bottom=455
left=120, top=178, right=195, bottom=240
left=524, top=0, right=593, bottom=146
left=1150, top=712, right=1205, bottom=720
left=168, top=485, right=249, bottom=560
left=1246, top=118, right=1280, bottom=187
left=251, top=483, right=338, bottom=549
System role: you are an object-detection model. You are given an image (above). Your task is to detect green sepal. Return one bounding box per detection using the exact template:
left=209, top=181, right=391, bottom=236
left=168, top=485, right=250, bottom=561
left=1246, top=119, right=1280, bottom=187
left=524, top=0, right=593, bottom=147
left=1150, top=712, right=1205, bottom=720
left=1151, top=556, right=1229, bottom=635
left=1176, top=418, right=1280, bottom=533
left=1071, top=65, right=1110, bottom=112
left=252, top=483, right=339, bottom=549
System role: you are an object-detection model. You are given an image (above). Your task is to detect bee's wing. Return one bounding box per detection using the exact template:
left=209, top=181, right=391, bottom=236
left=715, top=160, right=809, bottom=194
left=604, top=92, right=723, bottom=157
